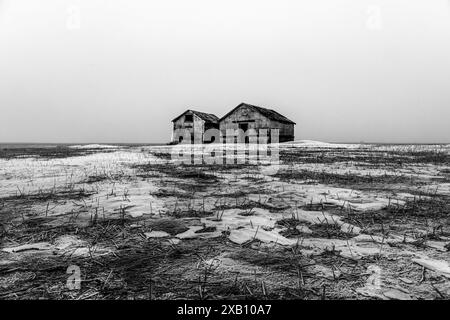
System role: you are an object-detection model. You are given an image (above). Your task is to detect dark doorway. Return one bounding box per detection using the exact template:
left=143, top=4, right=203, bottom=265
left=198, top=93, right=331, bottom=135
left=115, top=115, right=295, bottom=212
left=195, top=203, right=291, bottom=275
left=179, top=136, right=183, bottom=143
left=239, top=123, right=249, bottom=144
left=239, top=123, right=248, bottom=132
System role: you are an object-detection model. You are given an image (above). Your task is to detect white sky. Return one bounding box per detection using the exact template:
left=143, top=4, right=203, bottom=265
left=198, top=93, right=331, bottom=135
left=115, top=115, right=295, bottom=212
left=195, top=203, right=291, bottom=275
left=1, top=0, right=449, bottom=143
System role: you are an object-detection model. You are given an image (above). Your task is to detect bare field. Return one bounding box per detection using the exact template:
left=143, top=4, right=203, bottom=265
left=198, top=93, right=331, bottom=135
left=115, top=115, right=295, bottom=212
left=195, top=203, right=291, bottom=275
left=1, top=141, right=450, bottom=300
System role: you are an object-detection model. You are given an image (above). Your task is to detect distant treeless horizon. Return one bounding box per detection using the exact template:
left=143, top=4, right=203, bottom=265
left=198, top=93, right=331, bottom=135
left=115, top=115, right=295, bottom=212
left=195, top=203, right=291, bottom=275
left=1, top=0, right=449, bottom=144
left=1, top=140, right=449, bottom=145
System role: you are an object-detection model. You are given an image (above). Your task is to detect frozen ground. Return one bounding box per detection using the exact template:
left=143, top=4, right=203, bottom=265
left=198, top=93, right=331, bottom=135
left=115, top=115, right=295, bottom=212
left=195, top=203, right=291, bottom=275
left=0, top=141, right=449, bottom=299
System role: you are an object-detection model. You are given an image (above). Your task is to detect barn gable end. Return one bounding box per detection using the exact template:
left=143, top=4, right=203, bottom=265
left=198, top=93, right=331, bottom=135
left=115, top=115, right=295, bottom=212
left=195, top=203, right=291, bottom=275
left=172, top=109, right=219, bottom=144
left=218, top=103, right=295, bottom=143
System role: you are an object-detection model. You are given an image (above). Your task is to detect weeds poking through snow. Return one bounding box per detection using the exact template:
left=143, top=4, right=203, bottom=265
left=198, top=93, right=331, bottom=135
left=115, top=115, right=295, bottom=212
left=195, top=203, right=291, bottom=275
left=1, top=143, right=449, bottom=299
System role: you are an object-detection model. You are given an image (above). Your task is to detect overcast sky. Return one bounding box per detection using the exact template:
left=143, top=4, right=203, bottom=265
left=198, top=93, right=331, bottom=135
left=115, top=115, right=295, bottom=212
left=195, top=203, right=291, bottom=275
left=1, top=0, right=449, bottom=143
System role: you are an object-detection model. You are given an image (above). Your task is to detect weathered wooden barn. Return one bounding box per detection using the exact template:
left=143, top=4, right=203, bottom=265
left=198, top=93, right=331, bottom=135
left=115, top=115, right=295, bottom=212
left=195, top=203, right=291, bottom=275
left=218, top=103, right=295, bottom=143
left=171, top=110, right=219, bottom=144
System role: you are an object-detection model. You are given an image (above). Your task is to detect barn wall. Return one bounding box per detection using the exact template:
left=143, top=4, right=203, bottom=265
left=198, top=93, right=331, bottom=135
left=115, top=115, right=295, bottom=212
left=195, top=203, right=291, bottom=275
left=172, top=117, right=192, bottom=143
left=271, top=120, right=294, bottom=142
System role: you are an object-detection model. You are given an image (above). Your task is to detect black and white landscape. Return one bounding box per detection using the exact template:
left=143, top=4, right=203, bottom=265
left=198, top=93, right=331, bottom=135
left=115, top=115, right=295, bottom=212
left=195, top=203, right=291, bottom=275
left=1, top=1, right=450, bottom=301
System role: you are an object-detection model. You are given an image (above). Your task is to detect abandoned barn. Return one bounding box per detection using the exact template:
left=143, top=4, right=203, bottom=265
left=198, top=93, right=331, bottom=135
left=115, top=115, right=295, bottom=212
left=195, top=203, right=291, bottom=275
left=171, top=110, right=219, bottom=144
left=219, top=103, right=296, bottom=143
left=172, top=103, right=295, bottom=144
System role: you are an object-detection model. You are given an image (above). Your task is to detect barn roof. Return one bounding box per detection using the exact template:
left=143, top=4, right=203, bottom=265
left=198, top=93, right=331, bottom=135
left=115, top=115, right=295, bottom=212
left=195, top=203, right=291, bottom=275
left=172, top=110, right=219, bottom=123
left=219, top=103, right=296, bottom=124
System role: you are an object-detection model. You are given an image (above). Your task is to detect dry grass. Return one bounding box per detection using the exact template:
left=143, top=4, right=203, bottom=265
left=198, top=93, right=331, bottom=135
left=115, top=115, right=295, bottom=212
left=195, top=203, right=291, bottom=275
left=274, top=168, right=413, bottom=186
left=0, top=146, right=116, bottom=160
left=1, top=143, right=450, bottom=300
left=280, top=146, right=450, bottom=165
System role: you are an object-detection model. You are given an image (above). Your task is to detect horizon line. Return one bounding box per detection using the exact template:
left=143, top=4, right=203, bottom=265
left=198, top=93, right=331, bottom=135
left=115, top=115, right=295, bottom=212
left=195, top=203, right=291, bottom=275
left=0, top=141, right=449, bottom=145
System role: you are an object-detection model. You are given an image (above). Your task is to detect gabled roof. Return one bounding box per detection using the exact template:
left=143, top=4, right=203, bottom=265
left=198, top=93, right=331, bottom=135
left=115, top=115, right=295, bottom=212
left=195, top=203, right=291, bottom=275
left=219, top=103, right=296, bottom=125
left=172, top=109, right=219, bottom=123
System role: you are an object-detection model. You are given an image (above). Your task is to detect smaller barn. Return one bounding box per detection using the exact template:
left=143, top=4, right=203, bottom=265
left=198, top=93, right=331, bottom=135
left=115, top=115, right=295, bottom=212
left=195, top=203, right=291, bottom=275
left=219, top=103, right=296, bottom=143
left=171, top=110, right=219, bottom=144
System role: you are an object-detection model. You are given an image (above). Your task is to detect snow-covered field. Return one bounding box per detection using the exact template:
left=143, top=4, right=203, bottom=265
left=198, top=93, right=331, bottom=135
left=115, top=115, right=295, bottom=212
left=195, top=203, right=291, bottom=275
left=1, top=141, right=449, bottom=299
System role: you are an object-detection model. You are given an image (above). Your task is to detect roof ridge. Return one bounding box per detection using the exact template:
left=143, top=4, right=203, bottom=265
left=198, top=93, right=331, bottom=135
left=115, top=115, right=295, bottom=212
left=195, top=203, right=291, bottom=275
left=191, top=110, right=218, bottom=116
left=239, top=103, right=296, bottom=124
left=172, top=109, right=219, bottom=123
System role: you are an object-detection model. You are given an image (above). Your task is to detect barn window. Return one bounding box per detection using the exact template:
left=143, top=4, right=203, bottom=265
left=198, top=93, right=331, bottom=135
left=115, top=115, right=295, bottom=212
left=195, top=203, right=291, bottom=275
left=185, top=114, right=193, bottom=122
